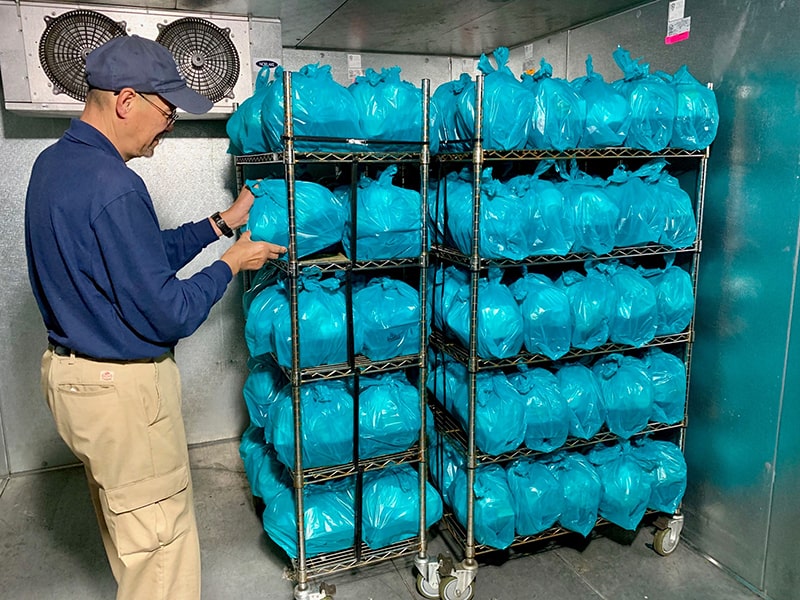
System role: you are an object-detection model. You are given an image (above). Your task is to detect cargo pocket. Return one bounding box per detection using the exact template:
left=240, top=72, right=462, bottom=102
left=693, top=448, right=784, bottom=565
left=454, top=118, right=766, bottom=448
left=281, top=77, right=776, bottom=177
left=99, top=465, right=191, bottom=557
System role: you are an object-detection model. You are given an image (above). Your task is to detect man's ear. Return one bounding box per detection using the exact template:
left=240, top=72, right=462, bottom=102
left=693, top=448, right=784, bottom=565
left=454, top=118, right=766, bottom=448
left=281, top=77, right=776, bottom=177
left=114, top=88, right=136, bottom=119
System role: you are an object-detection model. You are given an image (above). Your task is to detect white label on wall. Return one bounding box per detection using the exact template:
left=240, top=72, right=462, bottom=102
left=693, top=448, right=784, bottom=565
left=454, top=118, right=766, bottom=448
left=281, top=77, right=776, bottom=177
left=347, top=54, right=362, bottom=69
left=524, top=44, right=534, bottom=59
left=667, top=16, right=691, bottom=38
left=668, top=0, right=685, bottom=21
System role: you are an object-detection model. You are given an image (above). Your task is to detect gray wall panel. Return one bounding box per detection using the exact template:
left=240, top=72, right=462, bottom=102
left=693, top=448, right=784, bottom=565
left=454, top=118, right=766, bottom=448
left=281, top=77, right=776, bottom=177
left=767, top=232, right=800, bottom=600
left=507, top=32, right=568, bottom=78
left=282, top=48, right=455, bottom=89
left=0, top=78, right=252, bottom=471
left=516, top=1, right=800, bottom=596
left=0, top=410, right=7, bottom=477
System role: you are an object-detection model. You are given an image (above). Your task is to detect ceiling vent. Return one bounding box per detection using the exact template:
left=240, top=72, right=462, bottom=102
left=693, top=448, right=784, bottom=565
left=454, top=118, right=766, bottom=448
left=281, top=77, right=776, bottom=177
left=39, top=9, right=128, bottom=101
left=0, top=1, right=264, bottom=119
left=155, top=17, right=240, bottom=103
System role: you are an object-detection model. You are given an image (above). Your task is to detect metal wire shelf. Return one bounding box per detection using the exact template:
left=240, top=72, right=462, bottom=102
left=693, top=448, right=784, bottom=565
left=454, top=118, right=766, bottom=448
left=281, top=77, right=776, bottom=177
left=291, top=445, right=421, bottom=484
left=269, top=253, right=423, bottom=274
left=428, top=398, right=684, bottom=465
left=439, top=509, right=662, bottom=557
left=290, top=536, right=422, bottom=581
left=428, top=329, right=693, bottom=371
left=234, top=146, right=424, bottom=166
left=430, top=242, right=699, bottom=269
left=434, top=146, right=709, bottom=162
left=276, top=352, right=423, bottom=383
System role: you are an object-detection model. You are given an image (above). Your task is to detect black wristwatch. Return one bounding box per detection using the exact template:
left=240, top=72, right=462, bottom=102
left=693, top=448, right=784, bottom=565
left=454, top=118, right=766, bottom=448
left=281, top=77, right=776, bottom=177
left=211, top=211, right=234, bottom=238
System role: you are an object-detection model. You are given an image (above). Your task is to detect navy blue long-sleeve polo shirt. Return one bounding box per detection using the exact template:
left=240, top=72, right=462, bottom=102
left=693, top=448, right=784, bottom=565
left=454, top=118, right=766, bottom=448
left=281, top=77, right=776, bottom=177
left=25, top=119, right=233, bottom=360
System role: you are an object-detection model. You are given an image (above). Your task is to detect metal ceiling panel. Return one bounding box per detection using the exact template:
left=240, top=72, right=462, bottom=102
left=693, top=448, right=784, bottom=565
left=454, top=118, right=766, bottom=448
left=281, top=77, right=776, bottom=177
left=20, top=0, right=655, bottom=57
left=285, top=0, right=655, bottom=56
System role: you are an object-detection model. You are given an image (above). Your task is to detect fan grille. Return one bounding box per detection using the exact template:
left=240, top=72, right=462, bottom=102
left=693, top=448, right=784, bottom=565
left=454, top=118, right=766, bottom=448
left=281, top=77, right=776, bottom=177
left=39, top=10, right=127, bottom=101
left=156, top=17, right=240, bottom=103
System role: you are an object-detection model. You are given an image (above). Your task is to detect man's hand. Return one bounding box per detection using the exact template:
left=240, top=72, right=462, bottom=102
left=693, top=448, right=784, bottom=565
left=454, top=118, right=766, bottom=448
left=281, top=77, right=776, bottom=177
left=221, top=230, right=286, bottom=275
left=214, top=185, right=255, bottom=234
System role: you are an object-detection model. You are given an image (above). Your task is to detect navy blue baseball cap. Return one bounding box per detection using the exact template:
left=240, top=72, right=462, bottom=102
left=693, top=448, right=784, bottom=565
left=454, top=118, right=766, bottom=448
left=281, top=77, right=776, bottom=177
left=85, top=35, right=213, bottom=114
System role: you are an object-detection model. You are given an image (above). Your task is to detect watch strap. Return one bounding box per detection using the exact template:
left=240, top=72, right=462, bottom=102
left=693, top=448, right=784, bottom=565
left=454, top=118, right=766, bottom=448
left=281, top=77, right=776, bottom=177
left=211, top=211, right=234, bottom=238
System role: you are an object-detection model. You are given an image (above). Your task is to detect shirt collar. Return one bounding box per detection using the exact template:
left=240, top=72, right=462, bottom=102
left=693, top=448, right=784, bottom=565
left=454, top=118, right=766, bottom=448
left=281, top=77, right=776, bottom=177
left=63, top=118, right=125, bottom=163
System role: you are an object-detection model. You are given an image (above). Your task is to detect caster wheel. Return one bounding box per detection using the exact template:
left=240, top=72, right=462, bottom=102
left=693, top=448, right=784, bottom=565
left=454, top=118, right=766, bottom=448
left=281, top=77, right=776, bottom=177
left=439, top=576, right=474, bottom=600
left=416, top=573, right=439, bottom=599
left=653, top=526, right=680, bottom=556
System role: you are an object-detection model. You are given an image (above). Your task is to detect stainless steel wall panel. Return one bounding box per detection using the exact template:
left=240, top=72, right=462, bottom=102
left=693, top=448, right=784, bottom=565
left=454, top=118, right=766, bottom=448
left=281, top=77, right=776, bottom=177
left=0, top=411, right=8, bottom=477
left=282, top=48, right=454, bottom=90
left=515, top=1, right=800, bottom=596
left=0, top=82, right=251, bottom=470
left=507, top=32, right=568, bottom=78
left=564, top=0, right=745, bottom=85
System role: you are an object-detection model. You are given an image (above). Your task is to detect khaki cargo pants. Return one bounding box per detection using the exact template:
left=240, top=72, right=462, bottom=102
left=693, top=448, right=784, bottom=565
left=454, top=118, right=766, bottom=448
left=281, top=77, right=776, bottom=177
left=42, top=348, right=201, bottom=600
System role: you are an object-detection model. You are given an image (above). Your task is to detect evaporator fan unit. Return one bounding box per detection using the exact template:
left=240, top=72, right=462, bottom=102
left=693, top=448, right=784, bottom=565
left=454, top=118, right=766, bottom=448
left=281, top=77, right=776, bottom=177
left=38, top=10, right=127, bottom=101
left=156, top=17, right=241, bottom=103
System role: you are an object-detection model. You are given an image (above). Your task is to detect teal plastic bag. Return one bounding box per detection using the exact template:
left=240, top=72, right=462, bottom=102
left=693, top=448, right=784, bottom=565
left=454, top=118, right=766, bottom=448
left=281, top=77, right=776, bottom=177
left=242, top=356, right=286, bottom=434
left=261, top=477, right=356, bottom=559
left=556, top=266, right=615, bottom=350
left=505, top=160, right=575, bottom=257
left=270, top=379, right=354, bottom=470
left=428, top=168, right=472, bottom=246
left=447, top=167, right=529, bottom=260
left=508, top=366, right=569, bottom=453
left=359, top=372, right=421, bottom=459
left=430, top=73, right=473, bottom=153
left=445, top=268, right=524, bottom=359
left=353, top=276, right=420, bottom=360
left=272, top=270, right=361, bottom=368
left=239, top=424, right=267, bottom=496
left=362, top=464, right=443, bottom=549
left=509, top=270, right=572, bottom=360
left=544, top=451, right=601, bottom=536
left=593, top=354, right=654, bottom=439
left=606, top=162, right=665, bottom=247
left=247, top=177, right=346, bottom=259
left=669, top=65, right=719, bottom=150
left=427, top=353, right=526, bottom=456
left=522, top=58, right=586, bottom=151
left=571, top=55, right=630, bottom=148
left=260, top=64, right=364, bottom=152
left=649, top=168, right=697, bottom=249
left=633, top=438, right=687, bottom=513
left=595, top=260, right=658, bottom=347
left=226, top=64, right=273, bottom=155
left=244, top=279, right=286, bottom=359
left=451, top=464, right=516, bottom=549
left=342, top=165, right=423, bottom=260
left=253, top=447, right=291, bottom=503
left=587, top=442, right=655, bottom=531
left=456, top=47, right=533, bottom=151
left=612, top=47, right=676, bottom=152
left=642, top=347, right=687, bottom=425
left=428, top=433, right=465, bottom=506
left=556, top=160, right=619, bottom=255
left=506, top=457, right=562, bottom=535
left=555, top=362, right=604, bottom=440
left=639, top=259, right=695, bottom=335
left=348, top=66, right=424, bottom=148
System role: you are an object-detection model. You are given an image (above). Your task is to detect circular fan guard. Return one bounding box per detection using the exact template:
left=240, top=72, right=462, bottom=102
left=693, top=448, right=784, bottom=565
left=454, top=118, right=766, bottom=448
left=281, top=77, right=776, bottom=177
left=39, top=10, right=127, bottom=101
left=156, top=17, right=240, bottom=103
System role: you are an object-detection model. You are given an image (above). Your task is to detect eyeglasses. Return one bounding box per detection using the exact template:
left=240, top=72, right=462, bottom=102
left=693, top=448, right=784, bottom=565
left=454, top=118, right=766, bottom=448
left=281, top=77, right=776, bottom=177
left=137, top=92, right=179, bottom=126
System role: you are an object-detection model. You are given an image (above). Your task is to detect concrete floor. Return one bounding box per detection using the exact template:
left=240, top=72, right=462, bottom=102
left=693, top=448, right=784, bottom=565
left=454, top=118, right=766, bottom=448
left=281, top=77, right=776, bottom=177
left=0, top=440, right=762, bottom=600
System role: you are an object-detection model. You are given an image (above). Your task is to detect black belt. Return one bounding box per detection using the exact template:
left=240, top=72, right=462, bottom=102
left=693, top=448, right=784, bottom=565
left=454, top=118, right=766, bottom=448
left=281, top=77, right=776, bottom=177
left=49, top=344, right=171, bottom=363
left=51, top=344, right=90, bottom=359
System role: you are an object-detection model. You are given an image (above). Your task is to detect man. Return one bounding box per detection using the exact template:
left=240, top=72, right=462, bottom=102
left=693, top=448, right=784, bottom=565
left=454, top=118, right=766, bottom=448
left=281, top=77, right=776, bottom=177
left=24, top=35, right=285, bottom=600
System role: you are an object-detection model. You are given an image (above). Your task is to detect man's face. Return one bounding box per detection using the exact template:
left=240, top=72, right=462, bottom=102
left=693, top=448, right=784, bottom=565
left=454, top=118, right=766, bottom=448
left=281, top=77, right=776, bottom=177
left=134, top=93, right=177, bottom=158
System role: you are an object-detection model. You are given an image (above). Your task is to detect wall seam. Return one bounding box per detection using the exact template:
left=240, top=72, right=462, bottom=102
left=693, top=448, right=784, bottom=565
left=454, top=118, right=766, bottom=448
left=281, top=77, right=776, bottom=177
left=762, top=203, right=800, bottom=591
